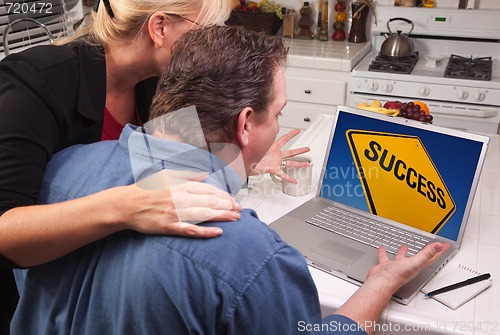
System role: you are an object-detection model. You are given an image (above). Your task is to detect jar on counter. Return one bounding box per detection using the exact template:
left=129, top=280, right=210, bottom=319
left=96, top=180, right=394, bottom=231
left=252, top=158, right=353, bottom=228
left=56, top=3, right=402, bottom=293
left=282, top=9, right=296, bottom=38
left=316, top=0, right=329, bottom=41
left=296, top=2, right=314, bottom=40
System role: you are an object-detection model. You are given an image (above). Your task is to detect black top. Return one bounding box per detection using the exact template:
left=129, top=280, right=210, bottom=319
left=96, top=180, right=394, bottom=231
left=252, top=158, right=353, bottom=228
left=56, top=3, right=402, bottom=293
left=0, top=42, right=158, bottom=267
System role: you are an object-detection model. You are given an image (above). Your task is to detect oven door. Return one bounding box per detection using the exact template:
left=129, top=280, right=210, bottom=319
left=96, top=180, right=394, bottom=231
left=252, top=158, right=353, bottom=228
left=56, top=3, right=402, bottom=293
left=348, top=93, right=500, bottom=134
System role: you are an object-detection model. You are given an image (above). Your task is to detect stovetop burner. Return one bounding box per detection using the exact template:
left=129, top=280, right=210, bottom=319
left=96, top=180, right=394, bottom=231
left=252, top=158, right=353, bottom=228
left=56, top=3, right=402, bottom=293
left=368, top=52, right=419, bottom=75
left=444, top=54, right=492, bottom=81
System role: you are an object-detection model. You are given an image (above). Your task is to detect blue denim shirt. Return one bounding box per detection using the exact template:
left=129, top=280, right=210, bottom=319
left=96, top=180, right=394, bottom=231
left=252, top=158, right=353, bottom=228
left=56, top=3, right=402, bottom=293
left=12, top=125, right=367, bottom=335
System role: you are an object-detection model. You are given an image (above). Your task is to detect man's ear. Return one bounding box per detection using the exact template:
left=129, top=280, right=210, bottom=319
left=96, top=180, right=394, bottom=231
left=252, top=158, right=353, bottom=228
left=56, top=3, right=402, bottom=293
left=235, top=107, right=255, bottom=148
left=147, top=12, right=168, bottom=48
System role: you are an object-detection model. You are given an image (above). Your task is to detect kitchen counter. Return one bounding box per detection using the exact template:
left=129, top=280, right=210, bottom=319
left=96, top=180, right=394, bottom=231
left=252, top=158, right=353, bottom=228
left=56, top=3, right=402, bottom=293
left=283, top=38, right=371, bottom=72
left=240, top=114, right=500, bottom=334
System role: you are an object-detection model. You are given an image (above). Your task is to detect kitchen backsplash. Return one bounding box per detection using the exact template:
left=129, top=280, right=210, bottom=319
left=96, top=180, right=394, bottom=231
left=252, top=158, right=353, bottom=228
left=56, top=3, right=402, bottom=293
left=274, top=0, right=499, bottom=40
left=278, top=0, right=500, bottom=14
left=375, top=0, right=500, bottom=8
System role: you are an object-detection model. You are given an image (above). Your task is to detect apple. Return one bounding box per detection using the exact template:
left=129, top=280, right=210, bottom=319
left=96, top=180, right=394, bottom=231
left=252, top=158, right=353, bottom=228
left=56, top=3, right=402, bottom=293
left=333, top=21, right=345, bottom=30
left=334, top=1, right=346, bottom=12
left=383, top=100, right=403, bottom=110
left=332, top=29, right=346, bottom=41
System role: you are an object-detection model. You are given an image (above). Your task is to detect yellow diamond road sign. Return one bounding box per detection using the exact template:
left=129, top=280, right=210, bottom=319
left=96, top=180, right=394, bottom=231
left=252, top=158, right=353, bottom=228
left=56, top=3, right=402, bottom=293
left=346, top=130, right=456, bottom=234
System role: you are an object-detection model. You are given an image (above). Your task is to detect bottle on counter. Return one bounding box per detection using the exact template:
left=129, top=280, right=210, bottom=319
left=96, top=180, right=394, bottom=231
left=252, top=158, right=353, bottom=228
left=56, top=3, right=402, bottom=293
left=296, top=2, right=314, bottom=40
left=332, top=0, right=347, bottom=41
left=282, top=8, right=296, bottom=38
left=348, top=1, right=369, bottom=43
left=316, top=0, right=329, bottom=41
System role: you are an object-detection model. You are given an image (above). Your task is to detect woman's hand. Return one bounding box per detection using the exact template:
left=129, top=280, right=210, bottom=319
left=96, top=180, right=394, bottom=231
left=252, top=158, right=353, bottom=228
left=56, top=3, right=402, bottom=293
left=0, top=169, right=242, bottom=267
left=251, top=129, right=310, bottom=183
left=118, top=169, right=242, bottom=238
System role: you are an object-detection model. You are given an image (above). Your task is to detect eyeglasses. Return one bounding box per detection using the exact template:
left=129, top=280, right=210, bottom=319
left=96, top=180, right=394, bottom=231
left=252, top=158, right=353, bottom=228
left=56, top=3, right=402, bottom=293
left=165, top=13, right=200, bottom=26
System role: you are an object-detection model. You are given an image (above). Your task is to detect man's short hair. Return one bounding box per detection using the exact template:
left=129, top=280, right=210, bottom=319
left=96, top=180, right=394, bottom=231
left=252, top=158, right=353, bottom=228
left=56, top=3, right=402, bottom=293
left=148, top=25, right=287, bottom=147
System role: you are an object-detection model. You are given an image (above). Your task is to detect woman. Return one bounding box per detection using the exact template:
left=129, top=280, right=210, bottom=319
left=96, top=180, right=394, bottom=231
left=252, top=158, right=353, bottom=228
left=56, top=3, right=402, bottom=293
left=0, top=0, right=308, bottom=331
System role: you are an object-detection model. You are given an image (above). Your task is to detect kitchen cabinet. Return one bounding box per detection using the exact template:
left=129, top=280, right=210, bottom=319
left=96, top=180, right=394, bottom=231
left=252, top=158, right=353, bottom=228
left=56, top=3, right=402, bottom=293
left=281, top=67, right=351, bottom=131
left=278, top=39, right=371, bottom=137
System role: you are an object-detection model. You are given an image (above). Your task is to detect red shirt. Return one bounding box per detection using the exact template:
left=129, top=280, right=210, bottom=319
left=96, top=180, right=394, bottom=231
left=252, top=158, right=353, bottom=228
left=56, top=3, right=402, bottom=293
left=101, top=107, right=142, bottom=141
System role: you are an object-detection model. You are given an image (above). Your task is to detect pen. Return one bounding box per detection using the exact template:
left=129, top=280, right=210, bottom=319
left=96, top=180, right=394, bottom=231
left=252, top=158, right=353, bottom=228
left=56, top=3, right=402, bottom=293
left=424, top=273, right=491, bottom=297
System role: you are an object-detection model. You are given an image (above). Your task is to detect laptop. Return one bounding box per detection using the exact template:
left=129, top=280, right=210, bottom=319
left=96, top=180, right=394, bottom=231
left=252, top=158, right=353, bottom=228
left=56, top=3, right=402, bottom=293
left=270, top=105, right=490, bottom=304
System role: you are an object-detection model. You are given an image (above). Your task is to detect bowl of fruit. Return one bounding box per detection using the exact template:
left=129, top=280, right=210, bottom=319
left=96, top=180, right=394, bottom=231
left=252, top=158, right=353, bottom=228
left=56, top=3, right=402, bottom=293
left=356, top=100, right=434, bottom=124
left=226, top=0, right=283, bottom=35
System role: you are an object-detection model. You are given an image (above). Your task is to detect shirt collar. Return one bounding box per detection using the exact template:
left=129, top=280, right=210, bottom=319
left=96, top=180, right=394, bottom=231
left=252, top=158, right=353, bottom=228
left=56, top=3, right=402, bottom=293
left=118, top=124, right=245, bottom=196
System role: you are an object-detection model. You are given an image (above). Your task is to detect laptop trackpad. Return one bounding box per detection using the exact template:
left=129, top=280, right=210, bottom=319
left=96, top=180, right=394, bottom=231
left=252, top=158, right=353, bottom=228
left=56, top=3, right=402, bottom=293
left=312, top=239, right=364, bottom=265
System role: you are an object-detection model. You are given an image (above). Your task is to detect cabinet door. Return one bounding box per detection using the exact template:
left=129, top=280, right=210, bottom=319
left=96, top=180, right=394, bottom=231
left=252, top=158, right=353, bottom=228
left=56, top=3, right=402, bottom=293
left=287, top=77, right=347, bottom=106
left=279, top=101, right=336, bottom=130
left=285, top=67, right=350, bottom=106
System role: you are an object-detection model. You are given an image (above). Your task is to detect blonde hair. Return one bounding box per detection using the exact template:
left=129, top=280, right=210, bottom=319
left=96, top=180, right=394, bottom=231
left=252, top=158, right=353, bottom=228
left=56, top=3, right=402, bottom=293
left=58, top=0, right=231, bottom=46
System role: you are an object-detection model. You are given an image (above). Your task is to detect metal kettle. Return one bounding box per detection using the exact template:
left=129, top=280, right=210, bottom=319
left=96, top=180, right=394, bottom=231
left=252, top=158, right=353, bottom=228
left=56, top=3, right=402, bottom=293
left=380, top=17, right=415, bottom=58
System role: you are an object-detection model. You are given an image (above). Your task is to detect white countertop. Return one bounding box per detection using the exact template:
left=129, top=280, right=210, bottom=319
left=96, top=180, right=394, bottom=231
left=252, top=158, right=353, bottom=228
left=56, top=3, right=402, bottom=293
left=283, top=38, right=371, bottom=72
left=239, top=114, right=500, bottom=335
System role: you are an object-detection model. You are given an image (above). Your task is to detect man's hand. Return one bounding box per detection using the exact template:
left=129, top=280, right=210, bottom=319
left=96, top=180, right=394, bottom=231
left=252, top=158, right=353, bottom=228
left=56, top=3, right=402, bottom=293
left=366, top=243, right=450, bottom=291
left=251, top=129, right=310, bottom=184
left=335, top=242, right=450, bottom=335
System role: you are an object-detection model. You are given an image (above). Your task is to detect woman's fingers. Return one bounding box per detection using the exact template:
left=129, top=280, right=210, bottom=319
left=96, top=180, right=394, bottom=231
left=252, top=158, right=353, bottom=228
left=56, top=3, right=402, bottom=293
left=164, top=179, right=243, bottom=223
left=170, top=181, right=242, bottom=211
left=131, top=170, right=245, bottom=238
left=174, top=207, right=241, bottom=223
left=176, top=222, right=224, bottom=238
left=152, top=221, right=224, bottom=238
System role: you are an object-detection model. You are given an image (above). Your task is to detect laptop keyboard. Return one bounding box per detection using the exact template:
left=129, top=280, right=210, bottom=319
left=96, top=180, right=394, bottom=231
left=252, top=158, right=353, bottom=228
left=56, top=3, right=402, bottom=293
left=306, top=206, right=430, bottom=256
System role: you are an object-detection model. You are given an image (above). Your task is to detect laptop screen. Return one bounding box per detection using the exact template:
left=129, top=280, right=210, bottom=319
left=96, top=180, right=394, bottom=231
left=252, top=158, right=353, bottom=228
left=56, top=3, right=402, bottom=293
left=319, top=107, right=489, bottom=243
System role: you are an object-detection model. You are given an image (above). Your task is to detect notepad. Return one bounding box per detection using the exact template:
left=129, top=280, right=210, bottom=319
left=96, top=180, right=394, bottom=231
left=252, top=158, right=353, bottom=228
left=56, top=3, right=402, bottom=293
left=422, top=264, right=492, bottom=310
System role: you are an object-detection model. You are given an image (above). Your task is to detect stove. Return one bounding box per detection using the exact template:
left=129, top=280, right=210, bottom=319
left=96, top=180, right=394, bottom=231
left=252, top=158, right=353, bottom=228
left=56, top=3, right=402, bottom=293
left=349, top=6, right=500, bottom=134
left=444, top=55, right=492, bottom=81
left=368, top=53, right=419, bottom=74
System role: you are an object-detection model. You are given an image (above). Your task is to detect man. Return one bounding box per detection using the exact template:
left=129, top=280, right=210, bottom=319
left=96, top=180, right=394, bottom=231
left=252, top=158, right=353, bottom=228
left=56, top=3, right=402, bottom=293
left=12, top=26, right=448, bottom=335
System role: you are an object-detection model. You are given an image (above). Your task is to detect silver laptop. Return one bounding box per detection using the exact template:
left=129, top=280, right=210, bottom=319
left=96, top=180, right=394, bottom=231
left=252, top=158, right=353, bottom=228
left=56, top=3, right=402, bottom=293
left=270, top=105, right=490, bottom=304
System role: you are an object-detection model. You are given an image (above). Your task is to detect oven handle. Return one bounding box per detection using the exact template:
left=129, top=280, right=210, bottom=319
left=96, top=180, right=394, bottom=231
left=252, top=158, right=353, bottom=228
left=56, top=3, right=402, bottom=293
left=429, top=106, right=498, bottom=118
left=348, top=95, right=498, bottom=119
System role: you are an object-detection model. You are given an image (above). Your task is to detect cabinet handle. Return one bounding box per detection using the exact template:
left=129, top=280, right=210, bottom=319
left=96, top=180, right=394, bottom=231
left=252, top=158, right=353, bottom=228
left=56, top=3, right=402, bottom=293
left=304, top=117, right=310, bottom=122
left=304, top=89, right=311, bottom=94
